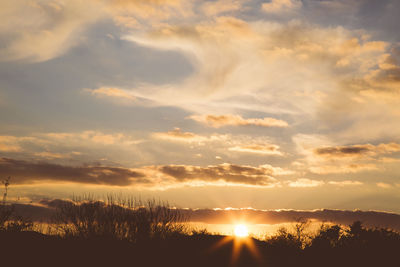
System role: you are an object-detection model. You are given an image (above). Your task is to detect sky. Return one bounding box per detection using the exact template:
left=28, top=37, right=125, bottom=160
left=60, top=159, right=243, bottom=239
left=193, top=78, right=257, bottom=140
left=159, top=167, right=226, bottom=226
left=1, top=0, right=400, bottom=213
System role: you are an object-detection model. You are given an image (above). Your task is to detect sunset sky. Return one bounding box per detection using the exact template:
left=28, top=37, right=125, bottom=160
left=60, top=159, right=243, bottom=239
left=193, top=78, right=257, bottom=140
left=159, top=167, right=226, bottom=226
left=1, top=0, right=400, bottom=213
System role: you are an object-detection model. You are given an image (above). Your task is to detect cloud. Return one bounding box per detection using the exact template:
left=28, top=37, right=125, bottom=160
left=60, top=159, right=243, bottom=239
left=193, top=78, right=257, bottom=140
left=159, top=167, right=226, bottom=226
left=0, top=157, right=147, bottom=186
left=33, top=151, right=73, bottom=159
left=156, top=163, right=280, bottom=187
left=45, top=131, right=140, bottom=146
left=228, top=144, right=283, bottom=156
left=201, top=0, right=243, bottom=16
left=0, top=136, right=23, bottom=152
left=294, top=135, right=399, bottom=175
left=154, top=128, right=198, bottom=140
left=120, top=15, right=398, bottom=120
left=376, top=182, right=392, bottom=189
left=0, top=0, right=104, bottom=62
left=262, top=0, right=302, bottom=13
left=123, top=18, right=332, bottom=113
left=316, top=43, right=400, bottom=142
left=287, top=178, right=324, bottom=188
left=314, top=143, right=400, bottom=158
left=0, top=157, right=298, bottom=189
left=328, top=180, right=363, bottom=187
left=189, top=114, right=288, bottom=128
left=380, top=157, right=400, bottom=163
left=315, top=145, right=371, bottom=157
left=108, top=13, right=398, bottom=121
left=152, top=128, right=222, bottom=143
left=152, top=129, right=284, bottom=158
left=106, top=0, right=191, bottom=21
left=85, top=87, right=137, bottom=102
left=0, top=0, right=192, bottom=62
left=310, top=163, right=378, bottom=174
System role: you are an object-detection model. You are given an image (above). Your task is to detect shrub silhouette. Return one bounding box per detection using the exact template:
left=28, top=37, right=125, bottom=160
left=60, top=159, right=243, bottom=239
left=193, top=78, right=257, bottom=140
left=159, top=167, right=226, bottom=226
left=54, top=195, right=186, bottom=242
left=0, top=177, right=33, bottom=232
left=309, top=224, right=342, bottom=249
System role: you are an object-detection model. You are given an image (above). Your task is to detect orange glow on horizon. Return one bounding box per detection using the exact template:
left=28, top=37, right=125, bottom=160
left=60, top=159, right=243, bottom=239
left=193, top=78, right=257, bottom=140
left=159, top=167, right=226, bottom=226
left=209, top=224, right=261, bottom=264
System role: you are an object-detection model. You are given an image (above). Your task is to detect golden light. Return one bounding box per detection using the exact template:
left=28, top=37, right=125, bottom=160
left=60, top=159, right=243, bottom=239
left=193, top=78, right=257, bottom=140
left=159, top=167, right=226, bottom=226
left=209, top=223, right=261, bottom=264
left=234, top=224, right=249, bottom=238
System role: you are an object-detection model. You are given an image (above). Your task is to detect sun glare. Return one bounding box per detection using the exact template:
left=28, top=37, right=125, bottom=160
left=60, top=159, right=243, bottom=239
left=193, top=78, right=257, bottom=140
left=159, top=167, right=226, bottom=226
left=234, top=224, right=249, bottom=238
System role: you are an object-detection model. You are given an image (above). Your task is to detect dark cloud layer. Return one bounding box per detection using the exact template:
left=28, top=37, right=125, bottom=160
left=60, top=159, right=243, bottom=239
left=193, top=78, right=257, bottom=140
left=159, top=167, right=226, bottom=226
left=314, top=143, right=400, bottom=158
left=0, top=158, right=146, bottom=186
left=158, top=163, right=277, bottom=186
left=315, top=145, right=371, bottom=156
left=0, top=158, right=282, bottom=187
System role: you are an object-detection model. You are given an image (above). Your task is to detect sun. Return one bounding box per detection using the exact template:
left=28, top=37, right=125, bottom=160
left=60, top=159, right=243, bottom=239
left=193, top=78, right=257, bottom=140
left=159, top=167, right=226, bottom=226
left=234, top=224, right=249, bottom=238
left=211, top=223, right=260, bottom=263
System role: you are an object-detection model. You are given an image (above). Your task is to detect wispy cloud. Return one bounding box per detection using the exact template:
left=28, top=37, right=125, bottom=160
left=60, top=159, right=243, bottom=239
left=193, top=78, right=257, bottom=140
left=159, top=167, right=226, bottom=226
left=33, top=151, right=77, bottom=159
left=152, top=128, right=227, bottom=144
left=328, top=180, right=363, bottom=186
left=287, top=178, right=324, bottom=188
left=0, top=136, right=23, bottom=152
left=309, top=164, right=378, bottom=174
left=189, top=114, right=288, bottom=128
left=85, top=87, right=137, bottom=102
left=229, top=144, right=283, bottom=156
left=376, top=182, right=392, bottom=189
left=201, top=0, right=243, bottom=16
left=262, top=0, right=302, bottom=13
left=44, top=131, right=140, bottom=146
left=0, top=0, right=104, bottom=62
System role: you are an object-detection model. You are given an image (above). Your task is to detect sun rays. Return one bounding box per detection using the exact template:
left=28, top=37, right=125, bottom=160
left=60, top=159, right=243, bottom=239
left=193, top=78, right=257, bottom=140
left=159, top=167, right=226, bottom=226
left=209, top=223, right=261, bottom=264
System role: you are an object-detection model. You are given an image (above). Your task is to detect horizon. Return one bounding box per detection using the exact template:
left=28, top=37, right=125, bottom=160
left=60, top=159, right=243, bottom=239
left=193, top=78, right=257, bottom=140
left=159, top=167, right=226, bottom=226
left=1, top=0, right=400, bottom=223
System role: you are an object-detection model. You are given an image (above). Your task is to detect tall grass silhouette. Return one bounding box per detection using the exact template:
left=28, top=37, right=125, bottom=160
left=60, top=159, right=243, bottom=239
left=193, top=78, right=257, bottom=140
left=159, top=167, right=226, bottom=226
left=53, top=195, right=187, bottom=242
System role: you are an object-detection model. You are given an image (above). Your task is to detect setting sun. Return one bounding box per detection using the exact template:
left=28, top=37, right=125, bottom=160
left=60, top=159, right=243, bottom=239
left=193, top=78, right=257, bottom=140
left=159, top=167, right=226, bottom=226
left=234, top=224, right=249, bottom=238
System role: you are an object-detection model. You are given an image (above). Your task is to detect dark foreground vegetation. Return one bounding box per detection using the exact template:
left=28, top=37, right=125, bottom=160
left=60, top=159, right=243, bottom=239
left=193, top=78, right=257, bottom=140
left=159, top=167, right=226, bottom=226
left=1, top=197, right=400, bottom=267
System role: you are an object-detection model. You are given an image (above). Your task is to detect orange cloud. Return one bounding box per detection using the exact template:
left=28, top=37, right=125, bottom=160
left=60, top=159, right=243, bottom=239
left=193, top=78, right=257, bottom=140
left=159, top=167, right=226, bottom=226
left=152, top=128, right=229, bottom=145
left=376, top=182, right=392, bottom=189
left=153, top=128, right=204, bottom=142
left=287, top=178, right=324, bottom=188
left=108, top=0, right=190, bottom=20
left=310, top=163, right=378, bottom=174
left=328, top=180, right=363, bottom=186
left=0, top=136, right=23, bottom=152
left=189, top=114, right=288, bottom=128
left=45, top=131, right=140, bottom=146
left=262, top=0, right=302, bottom=13
left=229, top=144, right=283, bottom=156
left=34, top=152, right=71, bottom=159
left=85, top=87, right=137, bottom=101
